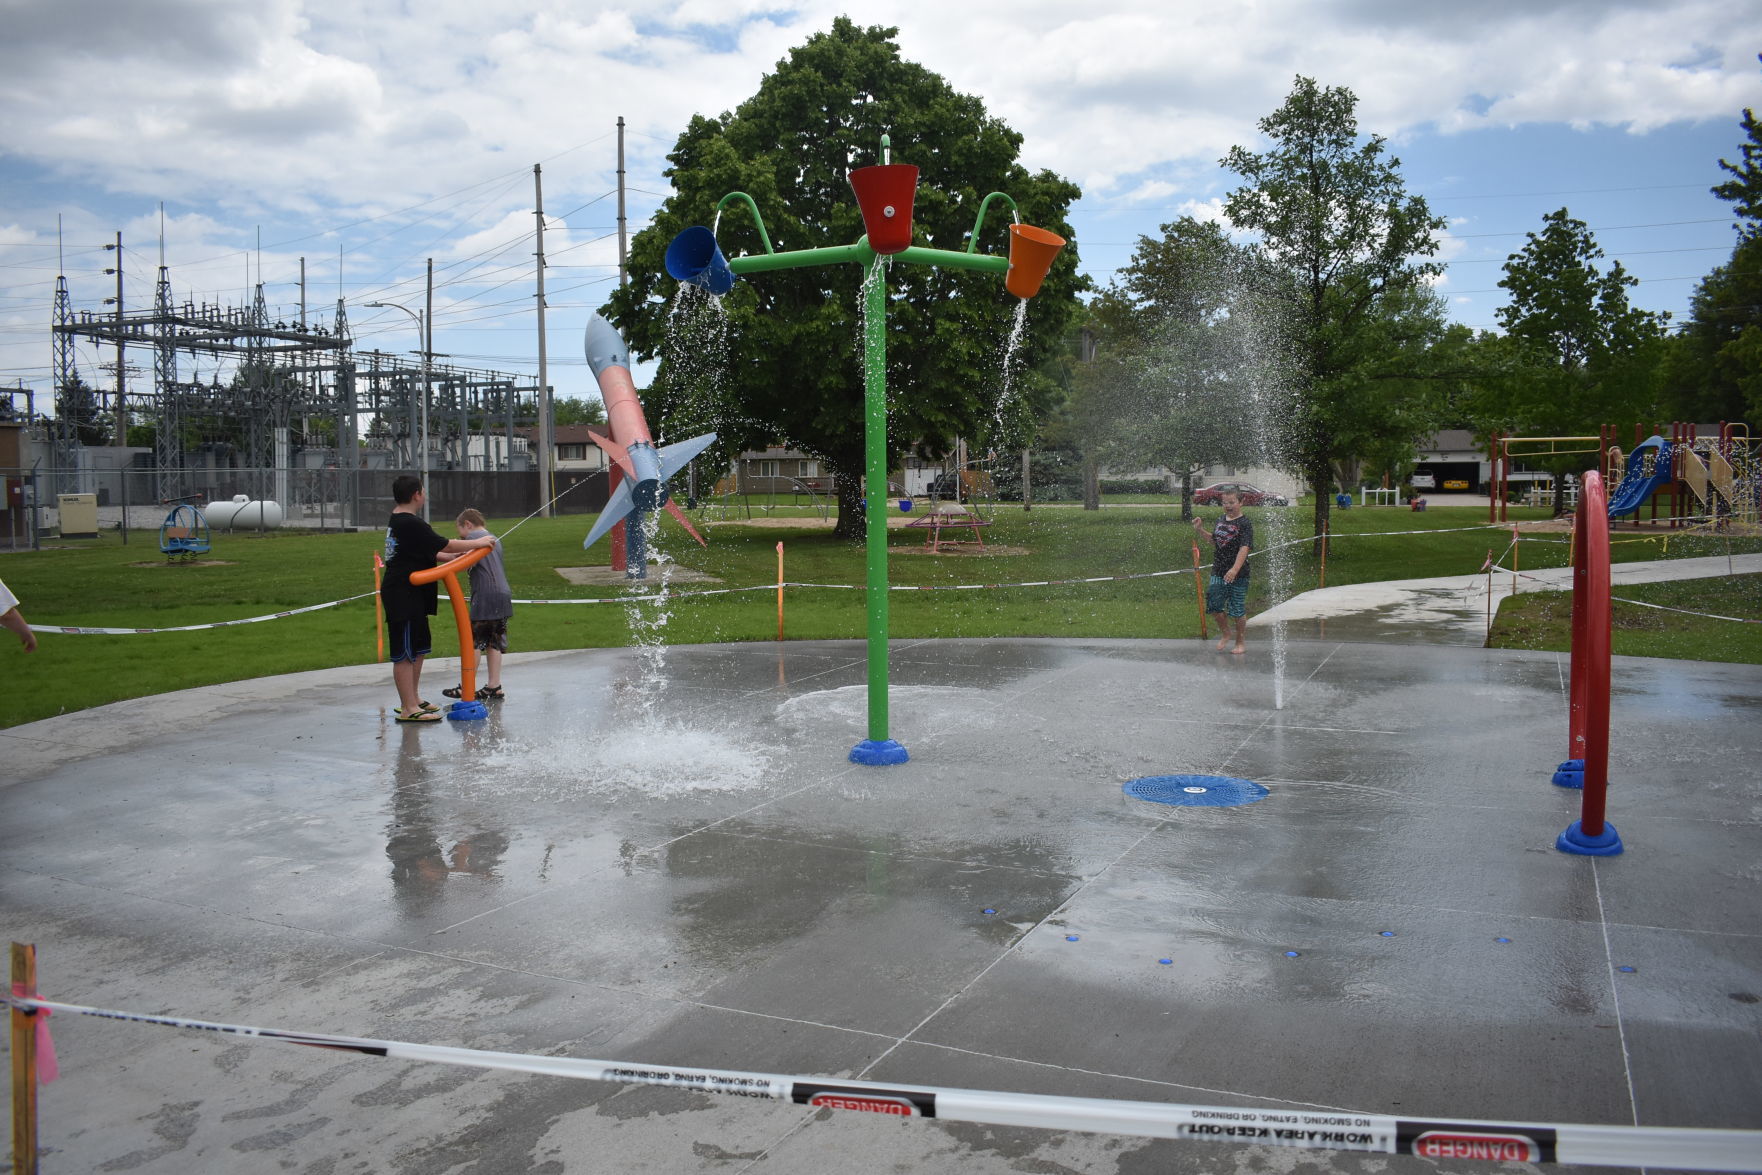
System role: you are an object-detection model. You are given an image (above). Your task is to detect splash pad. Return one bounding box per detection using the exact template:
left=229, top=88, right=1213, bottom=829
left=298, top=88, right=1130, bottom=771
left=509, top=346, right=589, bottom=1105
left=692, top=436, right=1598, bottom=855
left=6, top=636, right=1760, bottom=1169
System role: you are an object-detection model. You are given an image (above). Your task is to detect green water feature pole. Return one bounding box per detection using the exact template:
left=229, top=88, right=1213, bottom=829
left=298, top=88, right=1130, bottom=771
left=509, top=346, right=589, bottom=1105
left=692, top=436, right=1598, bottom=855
left=674, top=139, right=1048, bottom=765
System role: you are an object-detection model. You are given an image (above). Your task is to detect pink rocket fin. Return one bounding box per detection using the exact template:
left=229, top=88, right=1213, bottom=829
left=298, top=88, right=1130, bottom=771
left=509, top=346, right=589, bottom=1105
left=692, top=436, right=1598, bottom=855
left=588, top=430, right=638, bottom=479
left=665, top=498, right=708, bottom=547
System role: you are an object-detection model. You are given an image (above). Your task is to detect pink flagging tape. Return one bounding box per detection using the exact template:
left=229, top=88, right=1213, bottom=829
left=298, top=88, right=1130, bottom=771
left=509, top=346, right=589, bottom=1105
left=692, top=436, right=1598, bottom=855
left=2, top=995, right=1757, bottom=1171
left=9, top=984, right=57, bottom=1083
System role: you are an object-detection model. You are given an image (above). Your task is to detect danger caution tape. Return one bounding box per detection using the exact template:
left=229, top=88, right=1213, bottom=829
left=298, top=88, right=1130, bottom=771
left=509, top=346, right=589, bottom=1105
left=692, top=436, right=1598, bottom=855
left=4, top=995, right=1757, bottom=1171
left=1608, top=595, right=1761, bottom=624
left=25, top=525, right=1742, bottom=632
left=1488, top=563, right=1761, bottom=624
left=27, top=592, right=379, bottom=635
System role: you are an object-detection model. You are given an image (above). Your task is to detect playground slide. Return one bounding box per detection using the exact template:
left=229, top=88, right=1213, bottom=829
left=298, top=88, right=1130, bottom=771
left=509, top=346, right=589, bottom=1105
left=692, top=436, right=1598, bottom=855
left=1606, top=434, right=1673, bottom=518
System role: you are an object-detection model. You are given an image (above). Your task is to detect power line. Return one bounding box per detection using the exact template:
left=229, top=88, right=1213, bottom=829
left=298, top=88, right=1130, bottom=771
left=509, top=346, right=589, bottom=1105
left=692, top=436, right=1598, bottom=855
left=1448, top=217, right=1730, bottom=239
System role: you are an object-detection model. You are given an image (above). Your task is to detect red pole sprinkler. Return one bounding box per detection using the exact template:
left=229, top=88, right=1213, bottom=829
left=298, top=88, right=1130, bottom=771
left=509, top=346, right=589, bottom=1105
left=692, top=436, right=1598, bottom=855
left=1554, top=470, right=1622, bottom=855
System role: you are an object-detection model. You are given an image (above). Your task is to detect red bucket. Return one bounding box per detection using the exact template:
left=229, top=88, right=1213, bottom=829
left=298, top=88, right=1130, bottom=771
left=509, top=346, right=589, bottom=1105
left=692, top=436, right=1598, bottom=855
left=850, top=164, right=919, bottom=255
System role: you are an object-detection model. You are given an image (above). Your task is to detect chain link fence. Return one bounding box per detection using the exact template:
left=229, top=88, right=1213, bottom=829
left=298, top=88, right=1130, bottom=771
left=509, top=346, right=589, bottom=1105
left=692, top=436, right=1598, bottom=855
left=1, top=463, right=611, bottom=547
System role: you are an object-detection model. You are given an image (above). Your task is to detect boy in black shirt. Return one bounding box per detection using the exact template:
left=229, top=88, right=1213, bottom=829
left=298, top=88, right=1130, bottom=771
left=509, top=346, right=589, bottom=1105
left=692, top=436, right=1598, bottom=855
left=382, top=475, right=497, bottom=722
left=1192, top=489, right=1254, bottom=654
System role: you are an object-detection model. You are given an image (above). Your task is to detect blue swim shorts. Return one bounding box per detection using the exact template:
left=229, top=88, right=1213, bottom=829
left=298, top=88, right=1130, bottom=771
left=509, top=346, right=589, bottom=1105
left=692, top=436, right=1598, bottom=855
left=1206, top=575, right=1249, bottom=619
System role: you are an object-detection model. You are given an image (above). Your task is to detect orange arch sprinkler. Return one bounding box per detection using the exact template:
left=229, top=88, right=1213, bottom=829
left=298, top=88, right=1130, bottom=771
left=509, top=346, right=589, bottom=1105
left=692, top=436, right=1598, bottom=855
left=409, top=545, right=492, bottom=721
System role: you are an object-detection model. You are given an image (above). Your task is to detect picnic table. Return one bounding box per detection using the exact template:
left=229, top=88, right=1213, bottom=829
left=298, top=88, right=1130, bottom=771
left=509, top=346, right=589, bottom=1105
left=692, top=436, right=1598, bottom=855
left=905, top=503, right=990, bottom=553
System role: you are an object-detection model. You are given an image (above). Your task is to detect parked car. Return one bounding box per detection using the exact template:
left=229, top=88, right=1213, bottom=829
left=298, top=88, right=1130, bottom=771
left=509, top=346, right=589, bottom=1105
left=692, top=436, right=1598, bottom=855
left=1443, top=478, right=1470, bottom=491
left=1192, top=481, right=1290, bottom=507
left=1409, top=471, right=1436, bottom=490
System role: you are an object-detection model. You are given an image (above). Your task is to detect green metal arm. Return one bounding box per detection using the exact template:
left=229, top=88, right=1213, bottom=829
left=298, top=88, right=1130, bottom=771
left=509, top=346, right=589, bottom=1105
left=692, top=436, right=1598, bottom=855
left=967, top=192, right=1018, bottom=253
left=727, top=242, right=870, bottom=275
left=727, top=241, right=1006, bottom=277
left=897, top=245, right=1008, bottom=275
left=715, top=192, right=776, bottom=255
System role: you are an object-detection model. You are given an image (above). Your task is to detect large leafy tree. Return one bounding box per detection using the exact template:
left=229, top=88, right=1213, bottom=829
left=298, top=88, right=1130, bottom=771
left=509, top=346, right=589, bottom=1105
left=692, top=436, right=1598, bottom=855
left=54, top=372, right=109, bottom=447
left=1490, top=208, right=1669, bottom=510
left=1074, top=217, right=1279, bottom=518
left=606, top=18, right=1083, bottom=538
left=1711, top=61, right=1762, bottom=239
left=1222, top=76, right=1449, bottom=549
left=1668, top=73, right=1762, bottom=426
left=553, top=396, right=607, bottom=427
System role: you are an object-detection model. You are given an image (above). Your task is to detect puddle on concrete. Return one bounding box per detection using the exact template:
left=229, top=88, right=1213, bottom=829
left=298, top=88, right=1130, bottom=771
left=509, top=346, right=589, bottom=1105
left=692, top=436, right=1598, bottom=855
left=472, top=717, right=771, bottom=799
left=774, top=684, right=1003, bottom=748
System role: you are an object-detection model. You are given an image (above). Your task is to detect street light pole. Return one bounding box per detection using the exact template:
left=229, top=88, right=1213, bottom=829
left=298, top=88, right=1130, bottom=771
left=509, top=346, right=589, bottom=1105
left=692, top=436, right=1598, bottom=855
left=367, top=300, right=430, bottom=520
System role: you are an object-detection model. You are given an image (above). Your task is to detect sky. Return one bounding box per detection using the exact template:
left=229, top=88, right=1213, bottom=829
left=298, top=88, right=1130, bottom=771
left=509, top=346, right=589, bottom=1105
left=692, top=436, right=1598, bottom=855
left=1, top=0, right=1757, bottom=411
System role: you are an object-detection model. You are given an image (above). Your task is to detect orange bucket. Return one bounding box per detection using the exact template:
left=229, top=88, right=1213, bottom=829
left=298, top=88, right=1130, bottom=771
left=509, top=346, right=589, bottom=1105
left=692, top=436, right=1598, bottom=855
left=850, top=164, right=919, bottom=255
left=1005, top=223, right=1066, bottom=299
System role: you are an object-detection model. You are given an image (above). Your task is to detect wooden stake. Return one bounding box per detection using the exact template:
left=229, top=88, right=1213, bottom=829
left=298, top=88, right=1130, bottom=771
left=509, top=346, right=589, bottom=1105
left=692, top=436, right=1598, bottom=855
left=1486, top=552, right=1494, bottom=642
left=1191, top=543, right=1207, bottom=638
left=373, top=552, right=385, bottom=663
left=1512, top=523, right=1520, bottom=598
left=10, top=941, right=39, bottom=1175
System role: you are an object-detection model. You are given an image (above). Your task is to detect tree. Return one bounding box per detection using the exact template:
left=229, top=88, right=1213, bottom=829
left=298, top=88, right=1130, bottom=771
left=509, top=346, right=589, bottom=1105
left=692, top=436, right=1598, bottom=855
left=1670, top=73, right=1762, bottom=426
left=553, top=396, right=607, bottom=427
left=1711, top=57, right=1762, bottom=241
left=606, top=18, right=1083, bottom=538
left=1222, top=76, right=1449, bottom=550
left=55, top=373, right=109, bottom=447
left=1072, top=217, right=1279, bottom=518
left=1492, top=208, right=1669, bottom=511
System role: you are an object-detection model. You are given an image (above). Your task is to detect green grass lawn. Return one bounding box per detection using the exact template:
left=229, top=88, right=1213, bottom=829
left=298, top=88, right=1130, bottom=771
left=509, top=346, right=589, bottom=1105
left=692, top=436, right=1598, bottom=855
left=3, top=502, right=1756, bottom=728
left=1487, top=571, right=1762, bottom=663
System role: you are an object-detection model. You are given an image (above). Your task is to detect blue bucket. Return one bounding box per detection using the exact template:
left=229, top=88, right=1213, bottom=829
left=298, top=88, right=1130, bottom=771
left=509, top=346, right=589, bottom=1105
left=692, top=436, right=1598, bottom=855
left=665, top=227, right=735, bottom=295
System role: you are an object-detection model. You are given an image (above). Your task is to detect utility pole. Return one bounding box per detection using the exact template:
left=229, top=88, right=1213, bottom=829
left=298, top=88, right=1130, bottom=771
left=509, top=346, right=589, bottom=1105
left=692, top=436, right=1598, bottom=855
left=109, top=231, right=124, bottom=444
left=1080, top=326, right=1100, bottom=512
left=424, top=257, right=434, bottom=520
left=617, top=116, right=628, bottom=287
left=299, top=257, right=308, bottom=442
left=534, top=163, right=554, bottom=517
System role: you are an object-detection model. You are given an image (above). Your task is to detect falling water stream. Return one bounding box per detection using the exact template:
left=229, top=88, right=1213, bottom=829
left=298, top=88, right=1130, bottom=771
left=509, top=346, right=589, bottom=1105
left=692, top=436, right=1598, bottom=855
left=992, top=299, right=1030, bottom=447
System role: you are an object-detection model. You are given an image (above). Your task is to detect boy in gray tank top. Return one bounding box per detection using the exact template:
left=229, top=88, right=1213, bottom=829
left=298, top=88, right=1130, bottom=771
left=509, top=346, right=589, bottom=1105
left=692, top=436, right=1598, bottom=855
left=443, top=508, right=513, bottom=700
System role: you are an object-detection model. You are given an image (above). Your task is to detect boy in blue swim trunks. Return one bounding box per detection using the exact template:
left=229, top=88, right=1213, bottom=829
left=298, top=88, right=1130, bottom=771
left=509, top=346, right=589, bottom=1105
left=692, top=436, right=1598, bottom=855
left=1193, top=489, right=1254, bottom=654
left=382, top=475, right=497, bottom=723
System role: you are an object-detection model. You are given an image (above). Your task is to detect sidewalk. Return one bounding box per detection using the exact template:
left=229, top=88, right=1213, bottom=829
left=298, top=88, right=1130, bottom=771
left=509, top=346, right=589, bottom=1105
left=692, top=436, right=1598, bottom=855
left=1253, top=553, right=1762, bottom=645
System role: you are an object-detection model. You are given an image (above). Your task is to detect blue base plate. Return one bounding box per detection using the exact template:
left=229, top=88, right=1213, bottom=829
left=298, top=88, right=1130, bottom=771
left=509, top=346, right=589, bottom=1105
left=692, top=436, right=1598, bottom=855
left=850, top=739, right=909, bottom=766
left=1551, top=758, right=1585, bottom=789
left=1557, top=819, right=1623, bottom=856
left=447, top=700, right=489, bottom=721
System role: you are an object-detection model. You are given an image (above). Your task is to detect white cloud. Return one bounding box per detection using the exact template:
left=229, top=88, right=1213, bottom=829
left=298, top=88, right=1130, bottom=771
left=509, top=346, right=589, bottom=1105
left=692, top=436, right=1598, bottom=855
left=1, top=0, right=1755, bottom=394
left=5, top=0, right=1753, bottom=217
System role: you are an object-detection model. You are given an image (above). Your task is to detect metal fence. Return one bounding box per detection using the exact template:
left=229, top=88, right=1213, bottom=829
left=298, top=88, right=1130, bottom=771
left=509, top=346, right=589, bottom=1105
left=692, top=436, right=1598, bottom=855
left=1, top=465, right=612, bottom=548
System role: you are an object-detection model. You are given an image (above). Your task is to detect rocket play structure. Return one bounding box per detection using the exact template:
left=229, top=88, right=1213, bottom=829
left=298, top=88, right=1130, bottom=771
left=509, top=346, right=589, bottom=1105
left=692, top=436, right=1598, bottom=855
left=580, top=312, right=717, bottom=577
